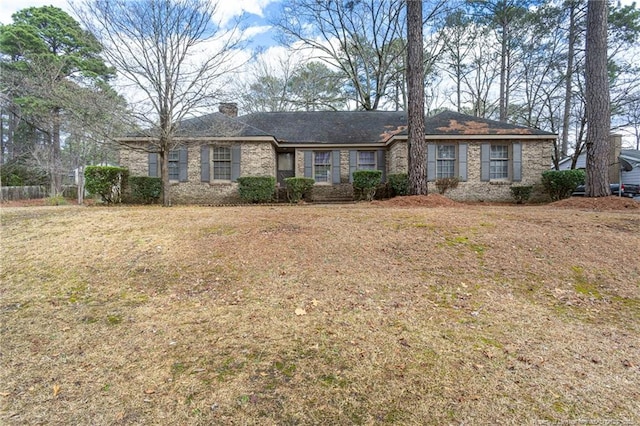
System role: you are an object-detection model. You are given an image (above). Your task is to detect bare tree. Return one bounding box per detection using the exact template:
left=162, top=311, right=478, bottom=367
left=407, top=0, right=426, bottom=195
left=621, top=95, right=640, bottom=150
left=275, top=0, right=407, bottom=110
left=78, top=0, right=247, bottom=206
left=584, top=0, right=610, bottom=197
left=560, top=0, right=583, bottom=158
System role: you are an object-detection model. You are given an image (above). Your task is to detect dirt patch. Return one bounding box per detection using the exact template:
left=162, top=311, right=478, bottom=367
left=551, top=195, right=639, bottom=211
left=373, top=194, right=461, bottom=207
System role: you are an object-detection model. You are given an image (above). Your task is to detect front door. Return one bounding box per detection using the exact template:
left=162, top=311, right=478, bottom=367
left=277, top=152, right=295, bottom=185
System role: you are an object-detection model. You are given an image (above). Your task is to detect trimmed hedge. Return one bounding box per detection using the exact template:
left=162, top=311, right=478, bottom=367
left=85, top=166, right=128, bottom=204
left=284, top=177, right=315, bottom=203
left=388, top=173, right=409, bottom=196
left=435, top=177, right=460, bottom=195
left=237, top=176, right=276, bottom=203
left=541, top=169, right=585, bottom=201
left=353, top=170, right=382, bottom=201
left=128, top=176, right=162, bottom=204
left=510, top=185, right=533, bottom=204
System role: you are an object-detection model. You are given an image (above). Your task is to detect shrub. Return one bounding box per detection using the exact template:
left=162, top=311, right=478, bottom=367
left=284, top=177, right=315, bottom=203
left=435, top=177, right=460, bottom=195
left=541, top=169, right=585, bottom=201
left=45, top=195, right=68, bottom=206
left=353, top=170, right=382, bottom=201
left=510, top=185, right=533, bottom=204
left=388, top=173, right=409, bottom=196
left=85, top=166, right=128, bottom=204
left=128, top=176, right=162, bottom=204
left=237, top=176, right=276, bottom=203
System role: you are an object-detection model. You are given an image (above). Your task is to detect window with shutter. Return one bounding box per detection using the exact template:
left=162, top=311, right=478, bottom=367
left=213, top=147, right=231, bottom=180
left=357, top=151, right=376, bottom=170
left=313, top=151, right=331, bottom=183
left=490, top=145, right=509, bottom=180
left=168, top=149, right=180, bottom=180
left=436, top=145, right=456, bottom=179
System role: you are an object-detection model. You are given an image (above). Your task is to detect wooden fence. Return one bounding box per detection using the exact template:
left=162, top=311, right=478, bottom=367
left=0, top=186, right=78, bottom=201
left=1, top=186, right=47, bottom=201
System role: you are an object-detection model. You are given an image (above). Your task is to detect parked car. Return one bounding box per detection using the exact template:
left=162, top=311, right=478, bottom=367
left=624, top=183, right=640, bottom=197
left=572, top=183, right=639, bottom=197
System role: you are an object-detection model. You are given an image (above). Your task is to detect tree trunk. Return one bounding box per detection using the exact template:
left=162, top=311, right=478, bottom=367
left=499, top=22, right=508, bottom=121
left=584, top=0, right=610, bottom=197
left=52, top=107, right=63, bottom=196
left=406, top=0, right=427, bottom=195
left=561, top=1, right=577, bottom=159
left=77, top=165, right=84, bottom=205
left=160, top=149, right=171, bottom=207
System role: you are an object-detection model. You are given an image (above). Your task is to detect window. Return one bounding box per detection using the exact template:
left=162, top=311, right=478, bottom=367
left=357, top=151, right=376, bottom=170
left=314, top=151, right=331, bottom=183
left=278, top=153, right=294, bottom=171
left=436, top=145, right=456, bottom=179
left=168, top=149, right=180, bottom=180
left=490, top=145, right=509, bottom=179
left=213, top=147, right=231, bottom=180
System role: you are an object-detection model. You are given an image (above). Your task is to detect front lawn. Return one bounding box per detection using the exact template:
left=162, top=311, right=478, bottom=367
left=1, top=199, right=639, bottom=424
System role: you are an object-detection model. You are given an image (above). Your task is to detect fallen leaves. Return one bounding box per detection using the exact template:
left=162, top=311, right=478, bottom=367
left=294, top=308, right=307, bottom=316
left=53, top=384, right=61, bottom=397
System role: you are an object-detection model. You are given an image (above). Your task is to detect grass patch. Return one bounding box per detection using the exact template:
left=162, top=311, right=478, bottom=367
left=1, top=204, right=638, bottom=424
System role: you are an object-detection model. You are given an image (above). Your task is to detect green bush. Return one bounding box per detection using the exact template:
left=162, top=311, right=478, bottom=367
left=284, top=177, right=315, bottom=203
left=510, top=185, right=533, bottom=204
left=237, top=176, right=276, bottom=203
left=128, top=176, right=162, bottom=204
left=435, top=177, right=460, bottom=195
left=353, top=170, right=382, bottom=201
left=388, top=173, right=409, bottom=196
left=85, top=166, right=128, bottom=204
left=541, top=169, right=585, bottom=201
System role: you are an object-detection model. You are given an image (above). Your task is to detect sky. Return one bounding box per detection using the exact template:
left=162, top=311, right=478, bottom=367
left=0, top=0, right=282, bottom=50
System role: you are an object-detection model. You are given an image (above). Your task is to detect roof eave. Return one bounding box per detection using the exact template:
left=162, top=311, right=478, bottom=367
left=386, top=134, right=556, bottom=145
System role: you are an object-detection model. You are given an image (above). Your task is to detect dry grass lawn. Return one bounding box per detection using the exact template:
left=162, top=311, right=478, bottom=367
left=1, top=196, right=639, bottom=425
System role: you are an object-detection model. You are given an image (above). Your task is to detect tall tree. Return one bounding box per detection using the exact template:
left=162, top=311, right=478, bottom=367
left=79, top=0, right=247, bottom=206
left=560, top=0, right=582, bottom=159
left=0, top=6, right=114, bottom=195
left=584, top=0, right=610, bottom=197
left=440, top=10, right=476, bottom=113
left=275, top=0, right=407, bottom=110
left=407, top=0, right=427, bottom=195
left=467, top=0, right=536, bottom=121
left=288, top=62, right=347, bottom=111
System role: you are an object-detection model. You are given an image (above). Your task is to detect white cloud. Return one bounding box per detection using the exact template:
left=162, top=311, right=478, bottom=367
left=1, top=0, right=279, bottom=26
left=0, top=0, right=73, bottom=24
left=214, top=0, right=278, bottom=28
left=242, top=24, right=273, bottom=40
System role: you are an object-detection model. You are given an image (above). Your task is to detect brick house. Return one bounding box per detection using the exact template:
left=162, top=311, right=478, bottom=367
left=118, top=104, right=555, bottom=203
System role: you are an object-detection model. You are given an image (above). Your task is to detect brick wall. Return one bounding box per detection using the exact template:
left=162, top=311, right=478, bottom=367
left=119, top=141, right=276, bottom=204
left=120, top=138, right=553, bottom=203
left=387, top=139, right=553, bottom=202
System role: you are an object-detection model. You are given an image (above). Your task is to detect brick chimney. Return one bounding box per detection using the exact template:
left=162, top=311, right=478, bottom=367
left=218, top=102, right=238, bottom=117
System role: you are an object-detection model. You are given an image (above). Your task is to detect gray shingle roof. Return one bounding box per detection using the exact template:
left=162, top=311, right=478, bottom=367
left=175, top=112, right=270, bottom=138
left=419, top=110, right=556, bottom=137
left=125, top=109, right=555, bottom=142
left=237, top=111, right=408, bottom=144
left=236, top=110, right=554, bottom=143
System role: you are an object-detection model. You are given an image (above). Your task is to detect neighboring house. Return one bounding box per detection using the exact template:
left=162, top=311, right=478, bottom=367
left=118, top=105, right=555, bottom=203
left=557, top=135, right=640, bottom=187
